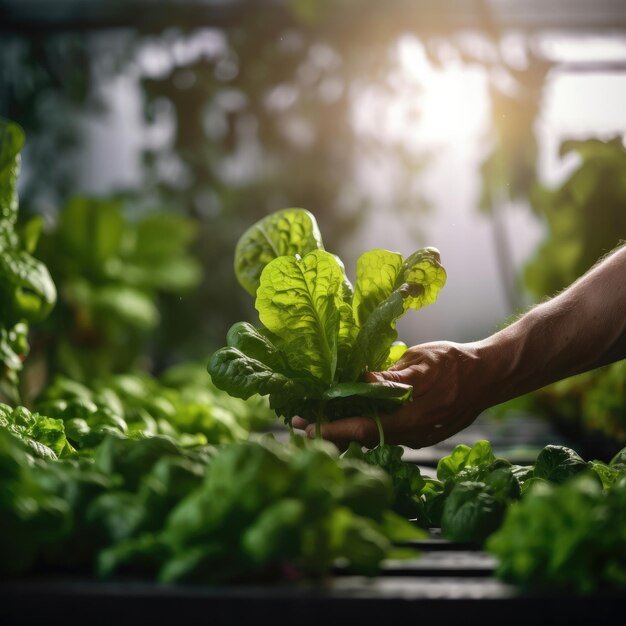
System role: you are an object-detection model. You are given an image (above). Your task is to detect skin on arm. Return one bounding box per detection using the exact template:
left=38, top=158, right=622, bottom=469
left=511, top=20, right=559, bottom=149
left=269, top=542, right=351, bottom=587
left=292, top=244, right=626, bottom=450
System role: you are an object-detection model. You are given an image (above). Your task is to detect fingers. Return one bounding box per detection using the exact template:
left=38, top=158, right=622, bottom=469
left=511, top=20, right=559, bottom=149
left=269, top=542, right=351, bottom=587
left=364, top=369, right=408, bottom=384
left=366, top=364, right=431, bottom=397
left=291, top=416, right=309, bottom=430
left=303, top=416, right=380, bottom=450
left=293, top=410, right=391, bottom=450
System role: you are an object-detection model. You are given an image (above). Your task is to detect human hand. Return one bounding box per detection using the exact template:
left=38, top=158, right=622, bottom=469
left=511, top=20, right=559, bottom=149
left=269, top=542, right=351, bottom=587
left=292, top=340, right=490, bottom=450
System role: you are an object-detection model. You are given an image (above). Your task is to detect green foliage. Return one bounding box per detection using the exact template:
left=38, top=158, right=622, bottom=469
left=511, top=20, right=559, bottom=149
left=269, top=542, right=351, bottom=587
left=532, top=444, right=589, bottom=484
left=525, top=138, right=626, bottom=298
left=154, top=435, right=423, bottom=583
left=0, top=118, right=56, bottom=400
left=427, top=440, right=521, bottom=542
left=441, top=481, right=506, bottom=543
left=509, top=137, right=626, bottom=450
left=487, top=473, right=626, bottom=594
left=343, top=442, right=426, bottom=520
left=34, top=196, right=202, bottom=381
left=0, top=421, right=424, bottom=583
left=31, top=362, right=274, bottom=452
left=0, top=403, right=70, bottom=460
left=208, top=208, right=446, bottom=427
left=234, top=207, right=324, bottom=297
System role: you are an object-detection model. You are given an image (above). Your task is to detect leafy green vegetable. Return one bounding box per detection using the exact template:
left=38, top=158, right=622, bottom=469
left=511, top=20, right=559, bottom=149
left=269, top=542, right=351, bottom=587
left=234, top=207, right=324, bottom=297
left=436, top=439, right=496, bottom=482
left=0, top=403, right=72, bottom=459
left=34, top=195, right=202, bottom=382
left=487, top=473, right=626, bottom=594
left=155, top=435, right=423, bottom=582
left=34, top=364, right=273, bottom=451
left=532, top=444, right=589, bottom=484
left=441, top=481, right=505, bottom=543
left=425, top=441, right=521, bottom=540
left=208, top=208, right=446, bottom=431
left=343, top=442, right=426, bottom=520
left=0, top=118, right=56, bottom=399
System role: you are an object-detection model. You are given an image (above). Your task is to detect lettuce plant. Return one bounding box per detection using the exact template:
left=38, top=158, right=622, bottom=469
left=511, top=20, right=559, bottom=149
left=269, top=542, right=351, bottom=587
left=0, top=118, right=56, bottom=400
left=207, top=208, right=446, bottom=436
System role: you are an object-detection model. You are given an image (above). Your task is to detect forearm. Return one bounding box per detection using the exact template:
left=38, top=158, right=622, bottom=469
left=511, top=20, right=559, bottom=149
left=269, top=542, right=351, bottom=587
left=477, top=245, right=626, bottom=407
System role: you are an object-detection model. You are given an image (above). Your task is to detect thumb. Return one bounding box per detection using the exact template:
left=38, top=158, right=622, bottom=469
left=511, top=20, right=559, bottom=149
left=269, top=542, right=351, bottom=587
left=365, top=369, right=411, bottom=385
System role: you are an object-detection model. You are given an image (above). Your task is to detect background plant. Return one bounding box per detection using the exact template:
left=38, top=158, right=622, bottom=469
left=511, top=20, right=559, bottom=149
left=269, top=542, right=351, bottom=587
left=30, top=195, right=202, bottom=387
left=0, top=118, right=56, bottom=403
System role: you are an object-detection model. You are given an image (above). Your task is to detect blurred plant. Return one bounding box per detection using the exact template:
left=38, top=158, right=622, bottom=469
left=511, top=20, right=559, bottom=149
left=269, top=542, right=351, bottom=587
left=31, top=195, right=202, bottom=384
left=30, top=360, right=274, bottom=454
left=494, top=137, right=626, bottom=456
left=0, top=117, right=56, bottom=402
left=524, top=137, right=626, bottom=296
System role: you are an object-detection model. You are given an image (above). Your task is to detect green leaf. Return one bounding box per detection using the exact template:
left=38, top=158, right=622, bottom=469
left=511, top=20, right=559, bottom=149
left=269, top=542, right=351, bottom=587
left=0, top=118, right=25, bottom=224
left=234, top=208, right=324, bottom=296
left=57, top=197, right=125, bottom=273
left=401, top=248, right=448, bottom=311
left=344, top=290, right=404, bottom=381
left=318, top=381, right=413, bottom=421
left=225, top=321, right=290, bottom=373
left=29, top=416, right=68, bottom=457
left=437, top=440, right=496, bottom=482
left=256, top=250, right=345, bottom=384
left=336, top=256, right=358, bottom=379
left=344, top=247, right=446, bottom=379
left=0, top=249, right=57, bottom=321
left=92, top=284, right=159, bottom=330
left=381, top=341, right=407, bottom=370
left=441, top=481, right=505, bottom=543
left=120, top=213, right=202, bottom=291
left=353, top=250, right=404, bottom=327
left=361, top=444, right=426, bottom=519
left=18, top=216, right=45, bottom=254
left=132, top=213, right=198, bottom=259
left=207, top=346, right=315, bottom=402
left=533, top=445, right=588, bottom=484
left=120, top=257, right=202, bottom=292
left=322, top=381, right=412, bottom=404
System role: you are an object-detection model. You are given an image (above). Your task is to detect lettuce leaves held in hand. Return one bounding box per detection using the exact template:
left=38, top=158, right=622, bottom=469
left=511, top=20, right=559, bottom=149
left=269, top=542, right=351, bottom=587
left=208, top=208, right=446, bottom=428
left=234, top=208, right=324, bottom=297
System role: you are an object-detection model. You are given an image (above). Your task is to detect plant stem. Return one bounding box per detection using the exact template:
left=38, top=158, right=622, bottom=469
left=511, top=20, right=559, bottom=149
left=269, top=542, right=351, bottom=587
left=315, top=402, right=326, bottom=440
left=372, top=411, right=384, bottom=447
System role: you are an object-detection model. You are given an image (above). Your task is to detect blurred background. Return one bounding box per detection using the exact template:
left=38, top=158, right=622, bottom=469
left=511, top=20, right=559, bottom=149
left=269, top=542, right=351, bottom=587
left=1, top=0, right=626, bottom=454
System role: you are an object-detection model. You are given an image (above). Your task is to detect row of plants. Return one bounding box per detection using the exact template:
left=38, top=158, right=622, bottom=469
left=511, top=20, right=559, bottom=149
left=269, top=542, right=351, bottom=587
left=2, top=117, right=626, bottom=595
left=4, top=395, right=626, bottom=593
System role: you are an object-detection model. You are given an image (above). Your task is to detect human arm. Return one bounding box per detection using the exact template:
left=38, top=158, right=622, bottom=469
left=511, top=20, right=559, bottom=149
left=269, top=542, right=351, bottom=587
left=293, top=244, right=626, bottom=450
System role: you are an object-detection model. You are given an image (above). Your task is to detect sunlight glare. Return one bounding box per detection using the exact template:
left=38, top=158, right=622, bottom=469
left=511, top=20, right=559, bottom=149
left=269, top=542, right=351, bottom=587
left=396, top=37, right=489, bottom=149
